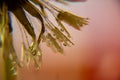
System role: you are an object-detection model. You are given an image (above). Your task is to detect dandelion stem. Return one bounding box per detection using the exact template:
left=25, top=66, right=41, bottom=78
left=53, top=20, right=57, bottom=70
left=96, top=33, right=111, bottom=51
left=2, top=34, right=17, bottom=80
left=4, top=57, right=17, bottom=80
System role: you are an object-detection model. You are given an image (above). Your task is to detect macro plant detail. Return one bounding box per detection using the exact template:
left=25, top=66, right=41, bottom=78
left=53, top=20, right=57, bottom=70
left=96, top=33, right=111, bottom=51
left=0, top=0, right=88, bottom=80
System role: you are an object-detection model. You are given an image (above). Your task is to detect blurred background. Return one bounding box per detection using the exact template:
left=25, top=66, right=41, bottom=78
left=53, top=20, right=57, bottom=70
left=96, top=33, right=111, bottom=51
left=1, top=0, right=120, bottom=80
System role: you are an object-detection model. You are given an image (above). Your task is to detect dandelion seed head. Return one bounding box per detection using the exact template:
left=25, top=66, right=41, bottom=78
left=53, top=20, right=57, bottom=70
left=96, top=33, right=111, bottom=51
left=0, top=0, right=88, bottom=70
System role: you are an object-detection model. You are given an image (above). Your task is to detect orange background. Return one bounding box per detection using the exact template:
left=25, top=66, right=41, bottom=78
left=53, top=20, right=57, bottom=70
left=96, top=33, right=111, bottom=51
left=1, top=0, right=120, bottom=80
